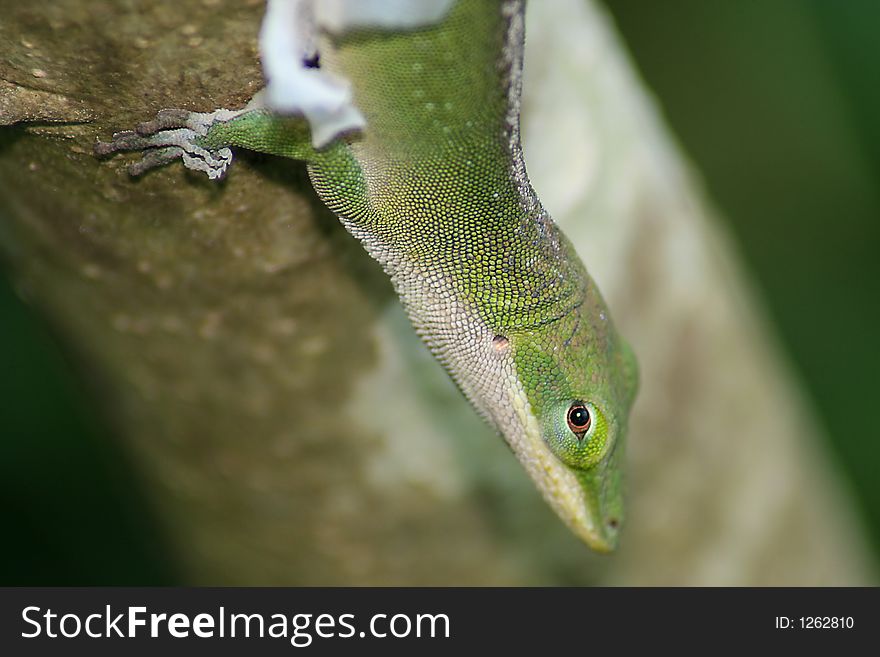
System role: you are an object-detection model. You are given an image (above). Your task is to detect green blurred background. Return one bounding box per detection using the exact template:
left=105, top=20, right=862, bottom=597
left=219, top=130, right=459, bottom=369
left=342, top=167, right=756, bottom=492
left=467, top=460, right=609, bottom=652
left=2, top=0, right=879, bottom=583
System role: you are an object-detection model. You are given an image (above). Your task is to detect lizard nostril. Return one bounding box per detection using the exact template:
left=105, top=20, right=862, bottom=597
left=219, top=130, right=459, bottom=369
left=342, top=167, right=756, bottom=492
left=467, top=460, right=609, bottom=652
left=492, top=335, right=510, bottom=353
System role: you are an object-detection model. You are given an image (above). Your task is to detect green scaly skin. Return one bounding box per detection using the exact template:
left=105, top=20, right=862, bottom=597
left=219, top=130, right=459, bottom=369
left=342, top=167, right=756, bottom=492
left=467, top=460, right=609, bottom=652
left=100, top=0, right=638, bottom=552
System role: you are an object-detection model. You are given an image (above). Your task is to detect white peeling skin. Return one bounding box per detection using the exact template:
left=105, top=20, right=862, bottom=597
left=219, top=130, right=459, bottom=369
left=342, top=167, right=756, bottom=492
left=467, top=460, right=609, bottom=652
left=258, top=0, right=456, bottom=147
left=259, top=0, right=365, bottom=147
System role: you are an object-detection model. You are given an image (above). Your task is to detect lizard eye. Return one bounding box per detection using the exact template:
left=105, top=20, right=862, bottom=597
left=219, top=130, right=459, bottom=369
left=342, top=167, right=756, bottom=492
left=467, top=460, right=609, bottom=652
left=545, top=401, right=609, bottom=469
left=566, top=402, right=592, bottom=437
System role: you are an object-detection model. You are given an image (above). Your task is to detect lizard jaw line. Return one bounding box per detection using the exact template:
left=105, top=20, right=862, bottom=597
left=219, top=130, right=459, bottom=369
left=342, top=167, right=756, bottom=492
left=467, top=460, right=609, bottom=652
left=505, top=374, right=614, bottom=552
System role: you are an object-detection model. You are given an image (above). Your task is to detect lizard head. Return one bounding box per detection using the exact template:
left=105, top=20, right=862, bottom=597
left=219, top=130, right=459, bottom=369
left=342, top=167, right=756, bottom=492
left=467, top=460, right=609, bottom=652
left=501, top=280, right=637, bottom=552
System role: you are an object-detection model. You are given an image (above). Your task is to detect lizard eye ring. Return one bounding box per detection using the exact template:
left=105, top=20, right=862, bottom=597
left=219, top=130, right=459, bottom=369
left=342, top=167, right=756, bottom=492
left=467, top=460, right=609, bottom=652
left=566, top=402, right=592, bottom=438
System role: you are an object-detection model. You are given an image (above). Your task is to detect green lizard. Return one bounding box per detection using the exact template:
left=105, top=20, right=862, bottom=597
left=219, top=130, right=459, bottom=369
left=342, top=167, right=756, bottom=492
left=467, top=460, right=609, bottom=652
left=96, top=0, right=637, bottom=552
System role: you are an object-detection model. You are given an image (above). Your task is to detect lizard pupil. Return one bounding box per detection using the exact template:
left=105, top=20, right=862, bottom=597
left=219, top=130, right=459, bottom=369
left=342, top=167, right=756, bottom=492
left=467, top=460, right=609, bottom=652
left=567, top=403, right=591, bottom=435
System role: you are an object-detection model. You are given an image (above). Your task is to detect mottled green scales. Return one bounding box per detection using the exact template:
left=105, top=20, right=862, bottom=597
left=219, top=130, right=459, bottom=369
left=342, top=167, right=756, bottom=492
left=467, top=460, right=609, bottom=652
left=97, top=0, right=637, bottom=552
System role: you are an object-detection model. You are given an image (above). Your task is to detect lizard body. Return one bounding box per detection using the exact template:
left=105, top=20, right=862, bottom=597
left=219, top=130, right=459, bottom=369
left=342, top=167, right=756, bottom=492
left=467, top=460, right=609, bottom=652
left=97, top=0, right=637, bottom=552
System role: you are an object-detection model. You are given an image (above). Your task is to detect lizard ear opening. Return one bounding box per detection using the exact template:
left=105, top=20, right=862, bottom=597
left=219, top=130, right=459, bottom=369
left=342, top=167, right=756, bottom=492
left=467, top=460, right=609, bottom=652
left=492, top=335, right=510, bottom=353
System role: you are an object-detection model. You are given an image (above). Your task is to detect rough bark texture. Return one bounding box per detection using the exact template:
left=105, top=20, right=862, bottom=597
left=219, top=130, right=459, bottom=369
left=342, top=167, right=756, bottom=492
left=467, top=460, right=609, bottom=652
left=0, top=0, right=873, bottom=584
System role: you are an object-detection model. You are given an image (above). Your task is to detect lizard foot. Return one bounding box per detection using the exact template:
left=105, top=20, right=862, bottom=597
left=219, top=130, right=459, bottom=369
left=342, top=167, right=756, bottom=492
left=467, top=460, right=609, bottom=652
left=94, top=108, right=244, bottom=180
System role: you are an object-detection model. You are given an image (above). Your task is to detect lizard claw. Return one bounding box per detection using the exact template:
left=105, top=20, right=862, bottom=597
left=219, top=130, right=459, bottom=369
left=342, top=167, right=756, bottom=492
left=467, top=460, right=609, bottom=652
left=95, top=108, right=243, bottom=180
